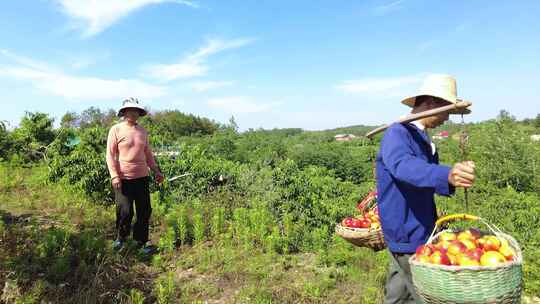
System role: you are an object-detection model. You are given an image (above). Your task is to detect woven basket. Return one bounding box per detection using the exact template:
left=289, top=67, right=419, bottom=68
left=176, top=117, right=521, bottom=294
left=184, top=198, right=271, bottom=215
left=335, top=224, right=385, bottom=251
left=410, top=214, right=523, bottom=304
left=335, top=191, right=386, bottom=251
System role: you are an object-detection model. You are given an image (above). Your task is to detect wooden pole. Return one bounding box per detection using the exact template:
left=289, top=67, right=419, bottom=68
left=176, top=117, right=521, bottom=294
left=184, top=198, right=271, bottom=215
left=365, top=101, right=472, bottom=139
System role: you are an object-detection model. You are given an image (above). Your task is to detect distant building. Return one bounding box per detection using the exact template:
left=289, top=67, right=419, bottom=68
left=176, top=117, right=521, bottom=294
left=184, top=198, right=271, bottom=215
left=531, top=134, right=540, bottom=142
left=432, top=130, right=449, bottom=140
left=334, top=134, right=356, bottom=141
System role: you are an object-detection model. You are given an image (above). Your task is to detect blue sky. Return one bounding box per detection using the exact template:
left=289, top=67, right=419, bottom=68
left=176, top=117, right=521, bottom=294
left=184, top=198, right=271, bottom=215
left=1, top=1, right=539, bottom=130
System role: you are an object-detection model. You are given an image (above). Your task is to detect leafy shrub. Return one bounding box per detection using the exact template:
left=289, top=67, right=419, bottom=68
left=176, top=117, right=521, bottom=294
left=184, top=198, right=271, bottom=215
left=8, top=112, right=56, bottom=162
left=468, top=120, right=540, bottom=193
left=47, top=127, right=113, bottom=202
left=288, top=140, right=376, bottom=184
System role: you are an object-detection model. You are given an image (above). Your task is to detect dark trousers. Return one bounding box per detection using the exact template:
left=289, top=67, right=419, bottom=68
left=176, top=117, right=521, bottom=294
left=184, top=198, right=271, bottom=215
left=114, top=176, right=152, bottom=244
left=384, top=252, right=424, bottom=304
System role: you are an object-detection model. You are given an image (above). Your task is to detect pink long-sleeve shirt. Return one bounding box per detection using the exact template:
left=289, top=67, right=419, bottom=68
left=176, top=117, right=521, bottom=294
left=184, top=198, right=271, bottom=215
left=106, top=122, right=158, bottom=180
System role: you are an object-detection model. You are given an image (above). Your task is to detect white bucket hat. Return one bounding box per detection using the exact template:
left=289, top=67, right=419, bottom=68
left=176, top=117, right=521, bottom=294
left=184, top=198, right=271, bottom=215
left=117, top=97, right=148, bottom=117
left=401, top=74, right=471, bottom=114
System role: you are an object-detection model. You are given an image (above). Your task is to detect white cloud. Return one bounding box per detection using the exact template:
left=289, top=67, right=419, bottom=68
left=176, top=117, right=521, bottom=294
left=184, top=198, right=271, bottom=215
left=0, top=66, right=167, bottom=101
left=186, top=38, right=254, bottom=61
left=143, top=38, right=254, bottom=81
left=0, top=50, right=166, bottom=101
left=67, top=53, right=109, bottom=69
left=144, top=62, right=208, bottom=81
left=373, top=0, right=405, bottom=16
left=207, top=96, right=277, bottom=114
left=417, top=40, right=438, bottom=52
left=70, top=58, right=93, bottom=69
left=190, top=80, right=233, bottom=92
left=417, top=22, right=470, bottom=53
left=0, top=49, right=59, bottom=72
left=56, top=0, right=198, bottom=37
left=335, top=75, right=423, bottom=95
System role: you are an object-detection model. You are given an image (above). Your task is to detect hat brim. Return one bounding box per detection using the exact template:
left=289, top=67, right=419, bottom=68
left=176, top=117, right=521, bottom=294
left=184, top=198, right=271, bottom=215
left=118, top=107, right=148, bottom=117
left=448, top=107, right=471, bottom=115
left=401, top=95, right=471, bottom=115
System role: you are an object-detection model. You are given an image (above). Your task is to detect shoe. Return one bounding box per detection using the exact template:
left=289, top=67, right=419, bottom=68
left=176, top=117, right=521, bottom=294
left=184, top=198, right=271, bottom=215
left=137, top=242, right=157, bottom=255
left=112, top=239, right=124, bottom=251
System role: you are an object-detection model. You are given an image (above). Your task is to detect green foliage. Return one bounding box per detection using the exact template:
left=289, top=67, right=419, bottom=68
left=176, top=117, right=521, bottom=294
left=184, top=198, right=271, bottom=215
left=271, top=160, right=359, bottom=231
left=289, top=139, right=376, bottom=184
left=282, top=213, right=302, bottom=253
left=0, top=120, right=13, bottom=161
left=4, top=108, right=540, bottom=298
left=44, top=127, right=77, bottom=159
left=0, top=163, right=24, bottom=192
left=141, top=110, right=220, bottom=145
left=192, top=207, right=206, bottom=244
left=47, top=126, right=112, bottom=202
left=224, top=128, right=291, bottom=166
left=36, top=228, right=70, bottom=259
left=59, top=107, right=118, bottom=129
left=18, top=112, right=56, bottom=147
left=211, top=206, right=226, bottom=238
left=465, top=119, right=539, bottom=193
left=265, top=226, right=283, bottom=254
left=8, top=112, right=56, bottom=162
left=0, top=217, right=5, bottom=240
left=79, top=107, right=118, bottom=128
left=204, top=128, right=239, bottom=160
left=129, top=289, right=146, bottom=304
left=534, top=113, right=540, bottom=129
left=175, top=204, right=191, bottom=246
left=232, top=207, right=252, bottom=250
left=154, top=272, right=177, bottom=304
left=48, top=145, right=112, bottom=202
left=158, top=227, right=176, bottom=253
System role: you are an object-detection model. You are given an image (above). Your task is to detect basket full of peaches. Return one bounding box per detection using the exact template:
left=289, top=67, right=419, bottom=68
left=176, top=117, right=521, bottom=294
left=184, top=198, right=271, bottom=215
left=410, top=214, right=523, bottom=304
left=335, top=191, right=386, bottom=251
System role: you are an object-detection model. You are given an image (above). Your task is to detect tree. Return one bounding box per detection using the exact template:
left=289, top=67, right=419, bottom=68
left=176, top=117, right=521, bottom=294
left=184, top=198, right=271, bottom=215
left=18, top=112, right=55, bottom=146
left=534, top=114, right=540, bottom=129
left=102, top=109, right=118, bottom=127
left=142, top=110, right=219, bottom=143
left=11, top=112, right=56, bottom=161
left=0, top=120, right=13, bottom=160
left=79, top=107, right=102, bottom=128
left=497, top=109, right=515, bottom=122
left=61, top=111, right=78, bottom=128
left=227, top=116, right=239, bottom=133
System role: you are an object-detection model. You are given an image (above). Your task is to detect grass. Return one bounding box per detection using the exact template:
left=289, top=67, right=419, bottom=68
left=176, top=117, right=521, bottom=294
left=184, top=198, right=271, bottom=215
left=28, top=166, right=535, bottom=303
left=3, top=163, right=539, bottom=303
left=0, top=163, right=391, bottom=303
left=5, top=163, right=540, bottom=304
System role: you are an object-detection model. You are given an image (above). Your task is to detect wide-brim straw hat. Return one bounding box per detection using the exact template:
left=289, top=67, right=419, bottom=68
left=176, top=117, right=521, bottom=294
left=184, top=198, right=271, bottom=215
left=401, top=74, right=471, bottom=114
left=117, top=97, right=148, bottom=117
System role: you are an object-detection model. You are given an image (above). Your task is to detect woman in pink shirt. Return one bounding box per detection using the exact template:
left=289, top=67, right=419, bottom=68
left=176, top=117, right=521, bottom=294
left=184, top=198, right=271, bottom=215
left=106, top=98, right=164, bottom=252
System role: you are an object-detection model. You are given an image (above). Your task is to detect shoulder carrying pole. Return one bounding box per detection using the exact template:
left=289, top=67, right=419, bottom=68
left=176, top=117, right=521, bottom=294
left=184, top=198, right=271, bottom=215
left=365, top=101, right=472, bottom=139
left=460, top=114, right=470, bottom=212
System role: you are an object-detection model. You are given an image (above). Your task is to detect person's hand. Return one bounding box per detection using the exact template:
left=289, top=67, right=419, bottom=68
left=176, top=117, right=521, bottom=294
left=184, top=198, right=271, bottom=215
left=155, top=172, right=164, bottom=184
left=448, top=161, right=475, bottom=188
left=112, top=177, right=122, bottom=190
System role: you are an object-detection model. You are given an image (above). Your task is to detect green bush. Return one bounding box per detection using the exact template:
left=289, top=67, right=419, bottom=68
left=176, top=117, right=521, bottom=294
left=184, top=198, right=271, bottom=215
left=8, top=112, right=56, bottom=162
left=48, top=146, right=112, bottom=202
left=4, top=107, right=540, bottom=298
left=468, top=120, right=539, bottom=193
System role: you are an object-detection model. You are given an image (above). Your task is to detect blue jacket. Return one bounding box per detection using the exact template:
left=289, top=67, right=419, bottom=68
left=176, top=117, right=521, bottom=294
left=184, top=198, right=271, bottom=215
left=376, top=123, right=454, bottom=253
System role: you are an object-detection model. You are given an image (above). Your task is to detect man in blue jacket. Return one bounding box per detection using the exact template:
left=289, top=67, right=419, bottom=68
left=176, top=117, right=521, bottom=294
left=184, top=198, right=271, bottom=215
left=376, top=74, right=475, bottom=304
